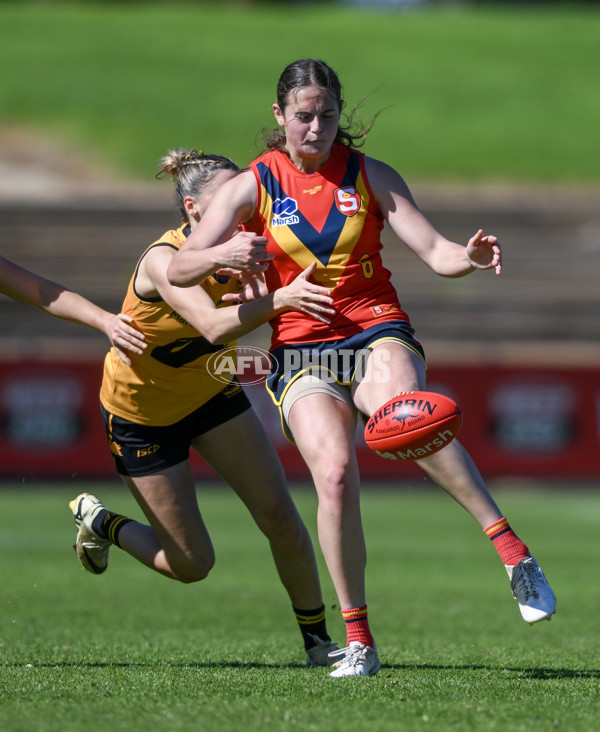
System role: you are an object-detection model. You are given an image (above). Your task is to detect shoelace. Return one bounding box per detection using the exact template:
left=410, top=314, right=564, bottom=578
left=307, top=633, right=337, bottom=650
left=512, top=561, right=540, bottom=600
left=329, top=644, right=368, bottom=667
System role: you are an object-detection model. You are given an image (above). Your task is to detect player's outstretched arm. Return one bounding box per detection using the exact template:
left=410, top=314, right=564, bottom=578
left=365, top=158, right=502, bottom=277
left=0, top=255, right=146, bottom=364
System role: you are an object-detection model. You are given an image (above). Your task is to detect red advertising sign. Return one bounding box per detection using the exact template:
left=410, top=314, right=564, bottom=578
left=0, top=360, right=598, bottom=481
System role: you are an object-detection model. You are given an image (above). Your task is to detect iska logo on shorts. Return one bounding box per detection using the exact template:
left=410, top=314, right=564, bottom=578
left=206, top=346, right=279, bottom=385
left=271, top=197, right=300, bottom=227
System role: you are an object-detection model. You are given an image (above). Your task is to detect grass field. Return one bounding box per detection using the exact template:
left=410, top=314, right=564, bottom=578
left=1, top=483, right=599, bottom=731
left=1, top=2, right=599, bottom=730
left=0, top=2, right=599, bottom=183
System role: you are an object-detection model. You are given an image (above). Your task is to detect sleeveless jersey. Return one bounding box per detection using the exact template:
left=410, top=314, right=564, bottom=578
left=246, top=144, right=409, bottom=350
left=100, top=223, right=240, bottom=426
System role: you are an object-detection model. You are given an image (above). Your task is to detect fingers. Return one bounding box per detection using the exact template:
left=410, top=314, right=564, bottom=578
left=468, top=229, right=484, bottom=248
left=114, top=314, right=146, bottom=353
left=482, top=235, right=502, bottom=275
left=116, top=330, right=146, bottom=350
left=223, top=232, right=274, bottom=271
left=116, top=314, right=146, bottom=339
left=468, top=230, right=502, bottom=275
left=248, top=259, right=273, bottom=272
left=300, top=301, right=335, bottom=324
left=215, top=267, right=242, bottom=277
left=490, top=239, right=502, bottom=275
left=298, top=290, right=336, bottom=322
left=221, top=292, right=244, bottom=303
left=114, top=346, right=132, bottom=367
left=299, top=261, right=318, bottom=278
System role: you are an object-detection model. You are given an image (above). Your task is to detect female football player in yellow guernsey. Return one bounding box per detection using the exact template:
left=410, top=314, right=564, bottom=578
left=168, top=61, right=557, bottom=678
left=0, top=256, right=145, bottom=364
left=68, top=148, right=342, bottom=668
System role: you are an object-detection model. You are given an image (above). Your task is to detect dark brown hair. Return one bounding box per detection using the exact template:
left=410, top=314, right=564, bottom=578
left=263, top=59, right=376, bottom=152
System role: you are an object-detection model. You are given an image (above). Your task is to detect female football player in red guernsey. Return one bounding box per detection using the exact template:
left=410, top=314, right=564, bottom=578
left=168, top=60, right=556, bottom=677
left=68, top=148, right=342, bottom=669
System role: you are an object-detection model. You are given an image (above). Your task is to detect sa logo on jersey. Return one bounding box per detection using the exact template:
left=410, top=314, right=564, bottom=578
left=333, top=186, right=360, bottom=216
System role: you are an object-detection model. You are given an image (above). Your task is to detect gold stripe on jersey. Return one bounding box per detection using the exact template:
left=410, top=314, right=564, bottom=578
left=100, top=224, right=240, bottom=426
left=257, top=171, right=371, bottom=291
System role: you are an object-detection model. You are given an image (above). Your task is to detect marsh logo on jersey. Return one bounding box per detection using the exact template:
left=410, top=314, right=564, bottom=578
left=334, top=186, right=360, bottom=216
left=272, top=197, right=300, bottom=227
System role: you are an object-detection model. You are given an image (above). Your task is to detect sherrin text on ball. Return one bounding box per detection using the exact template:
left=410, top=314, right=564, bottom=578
left=364, top=391, right=462, bottom=461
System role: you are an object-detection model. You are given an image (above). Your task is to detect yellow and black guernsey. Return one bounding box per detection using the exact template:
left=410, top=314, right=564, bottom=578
left=100, top=224, right=240, bottom=426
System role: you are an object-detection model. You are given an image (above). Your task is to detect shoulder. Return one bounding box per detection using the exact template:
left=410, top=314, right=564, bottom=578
left=149, top=225, right=188, bottom=250
left=251, top=149, right=281, bottom=166
left=217, top=168, right=256, bottom=194
left=363, top=156, right=414, bottom=200
left=211, top=169, right=257, bottom=222
left=139, top=230, right=185, bottom=278
left=364, top=155, right=400, bottom=182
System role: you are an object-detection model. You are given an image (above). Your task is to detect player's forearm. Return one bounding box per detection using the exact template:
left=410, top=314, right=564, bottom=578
left=197, top=294, right=282, bottom=344
left=37, top=283, right=113, bottom=334
left=166, top=247, right=222, bottom=288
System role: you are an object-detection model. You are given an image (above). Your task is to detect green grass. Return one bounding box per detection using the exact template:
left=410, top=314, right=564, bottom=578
left=0, top=1, right=599, bottom=183
left=1, top=483, right=599, bottom=731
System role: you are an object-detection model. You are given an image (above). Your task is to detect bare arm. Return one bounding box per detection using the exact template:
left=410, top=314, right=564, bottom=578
left=166, top=171, right=273, bottom=287
left=147, top=248, right=334, bottom=344
left=0, top=256, right=146, bottom=365
left=365, top=157, right=502, bottom=277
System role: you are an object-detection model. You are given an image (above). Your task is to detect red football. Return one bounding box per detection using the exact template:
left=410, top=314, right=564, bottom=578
left=364, top=391, right=462, bottom=461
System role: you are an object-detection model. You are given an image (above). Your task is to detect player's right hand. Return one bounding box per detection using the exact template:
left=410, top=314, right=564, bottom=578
left=216, top=231, right=274, bottom=272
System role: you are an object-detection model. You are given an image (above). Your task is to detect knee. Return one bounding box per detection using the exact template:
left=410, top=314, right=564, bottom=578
left=257, top=496, right=307, bottom=545
left=315, top=459, right=357, bottom=509
left=169, top=553, right=216, bottom=584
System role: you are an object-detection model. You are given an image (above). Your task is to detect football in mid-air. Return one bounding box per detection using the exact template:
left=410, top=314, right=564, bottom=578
left=364, top=391, right=462, bottom=461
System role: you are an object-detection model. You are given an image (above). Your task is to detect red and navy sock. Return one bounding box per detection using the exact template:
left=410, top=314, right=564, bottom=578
left=92, top=510, right=132, bottom=549
left=483, top=517, right=529, bottom=566
left=341, top=605, right=375, bottom=649
left=293, top=604, right=331, bottom=650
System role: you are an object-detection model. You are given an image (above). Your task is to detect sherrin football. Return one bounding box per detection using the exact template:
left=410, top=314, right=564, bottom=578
left=364, top=391, right=462, bottom=461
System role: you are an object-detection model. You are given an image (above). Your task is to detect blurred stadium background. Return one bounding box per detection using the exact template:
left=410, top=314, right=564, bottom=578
left=0, top=0, right=598, bottom=483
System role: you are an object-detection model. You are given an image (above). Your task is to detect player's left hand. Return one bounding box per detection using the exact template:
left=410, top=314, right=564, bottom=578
left=467, top=229, right=502, bottom=275
left=220, top=270, right=269, bottom=303
left=274, top=262, right=336, bottom=323
left=110, top=313, right=146, bottom=366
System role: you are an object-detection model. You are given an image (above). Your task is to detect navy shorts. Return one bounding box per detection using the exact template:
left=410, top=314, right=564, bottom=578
left=265, top=321, right=426, bottom=442
left=101, top=380, right=251, bottom=477
left=266, top=321, right=426, bottom=405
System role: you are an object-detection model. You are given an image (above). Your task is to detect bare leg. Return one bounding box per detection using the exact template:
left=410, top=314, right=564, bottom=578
left=116, top=461, right=215, bottom=582
left=192, top=408, right=324, bottom=609
left=353, top=341, right=503, bottom=527
left=287, top=394, right=365, bottom=610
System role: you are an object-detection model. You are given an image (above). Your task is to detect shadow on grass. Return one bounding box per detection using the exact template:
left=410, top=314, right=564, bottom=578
left=5, top=661, right=600, bottom=679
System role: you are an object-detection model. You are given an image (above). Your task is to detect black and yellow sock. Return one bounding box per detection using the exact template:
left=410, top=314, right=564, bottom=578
left=92, top=510, right=132, bottom=548
left=293, top=604, right=331, bottom=650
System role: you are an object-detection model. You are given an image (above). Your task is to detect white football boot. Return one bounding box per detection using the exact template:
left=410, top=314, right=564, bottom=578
left=305, top=635, right=341, bottom=667
left=328, top=642, right=380, bottom=677
left=69, top=493, right=110, bottom=575
left=505, top=556, right=556, bottom=624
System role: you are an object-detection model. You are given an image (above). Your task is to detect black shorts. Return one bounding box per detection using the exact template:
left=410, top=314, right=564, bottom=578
left=101, top=380, right=251, bottom=477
